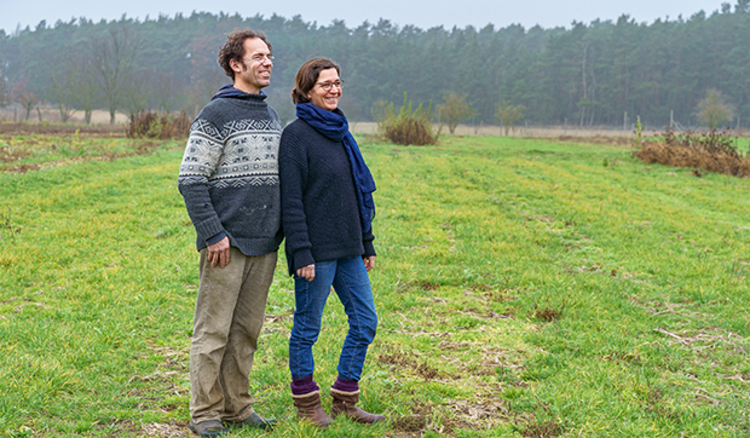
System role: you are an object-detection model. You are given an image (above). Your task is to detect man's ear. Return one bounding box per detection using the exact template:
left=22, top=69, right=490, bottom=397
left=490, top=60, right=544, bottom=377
left=229, top=58, right=243, bottom=73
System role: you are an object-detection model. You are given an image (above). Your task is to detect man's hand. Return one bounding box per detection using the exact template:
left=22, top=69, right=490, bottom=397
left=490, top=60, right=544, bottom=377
left=363, top=256, right=376, bottom=272
left=207, top=236, right=231, bottom=268
left=297, top=264, right=315, bottom=281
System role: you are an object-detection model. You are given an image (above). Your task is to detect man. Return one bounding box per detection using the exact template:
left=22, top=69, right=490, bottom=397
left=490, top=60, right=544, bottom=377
left=178, top=28, right=282, bottom=437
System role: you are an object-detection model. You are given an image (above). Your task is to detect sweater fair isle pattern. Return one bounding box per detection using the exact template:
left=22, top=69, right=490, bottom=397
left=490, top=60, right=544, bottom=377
left=178, top=93, right=283, bottom=256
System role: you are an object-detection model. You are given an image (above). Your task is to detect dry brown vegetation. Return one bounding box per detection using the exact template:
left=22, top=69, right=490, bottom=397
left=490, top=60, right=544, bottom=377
left=553, top=135, right=633, bottom=146
left=126, top=110, right=191, bottom=139
left=634, top=127, right=750, bottom=177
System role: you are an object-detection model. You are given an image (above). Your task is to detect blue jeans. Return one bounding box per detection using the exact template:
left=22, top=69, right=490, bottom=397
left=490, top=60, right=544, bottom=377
left=289, top=256, right=378, bottom=381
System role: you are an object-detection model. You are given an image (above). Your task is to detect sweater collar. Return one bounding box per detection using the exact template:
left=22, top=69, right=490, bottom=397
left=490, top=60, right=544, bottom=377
left=211, top=84, right=267, bottom=101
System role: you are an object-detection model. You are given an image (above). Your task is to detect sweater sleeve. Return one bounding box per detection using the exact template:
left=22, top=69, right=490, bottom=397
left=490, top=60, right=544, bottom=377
left=279, top=127, right=315, bottom=273
left=177, top=118, right=226, bottom=245
left=363, top=231, right=376, bottom=258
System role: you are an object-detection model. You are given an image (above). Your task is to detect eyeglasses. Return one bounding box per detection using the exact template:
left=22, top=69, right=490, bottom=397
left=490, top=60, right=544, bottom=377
left=315, top=80, right=344, bottom=92
left=244, top=54, right=275, bottom=64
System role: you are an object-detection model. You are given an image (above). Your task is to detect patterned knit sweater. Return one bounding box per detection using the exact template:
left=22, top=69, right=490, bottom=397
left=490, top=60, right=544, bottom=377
left=178, top=92, right=283, bottom=256
left=279, top=118, right=375, bottom=275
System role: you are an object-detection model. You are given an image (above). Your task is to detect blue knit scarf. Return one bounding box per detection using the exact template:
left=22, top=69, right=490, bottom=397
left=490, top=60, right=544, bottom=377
left=296, top=103, right=376, bottom=234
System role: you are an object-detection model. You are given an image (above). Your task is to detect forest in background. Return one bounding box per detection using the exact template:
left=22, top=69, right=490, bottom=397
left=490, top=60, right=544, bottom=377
left=0, top=1, right=749, bottom=128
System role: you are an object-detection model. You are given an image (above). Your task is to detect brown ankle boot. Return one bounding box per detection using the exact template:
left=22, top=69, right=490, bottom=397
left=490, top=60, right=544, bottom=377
left=292, top=391, right=333, bottom=428
left=330, top=388, right=385, bottom=424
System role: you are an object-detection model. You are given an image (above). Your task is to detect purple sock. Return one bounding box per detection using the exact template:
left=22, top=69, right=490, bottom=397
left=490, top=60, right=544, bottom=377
left=332, top=377, right=359, bottom=393
left=291, top=374, right=320, bottom=396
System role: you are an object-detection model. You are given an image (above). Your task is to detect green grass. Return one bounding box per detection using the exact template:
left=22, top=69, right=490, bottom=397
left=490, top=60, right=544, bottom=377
left=0, top=134, right=174, bottom=173
left=1, top=134, right=749, bottom=437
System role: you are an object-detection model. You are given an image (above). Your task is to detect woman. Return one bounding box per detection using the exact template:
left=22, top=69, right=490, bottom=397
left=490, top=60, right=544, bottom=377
left=279, top=57, right=383, bottom=428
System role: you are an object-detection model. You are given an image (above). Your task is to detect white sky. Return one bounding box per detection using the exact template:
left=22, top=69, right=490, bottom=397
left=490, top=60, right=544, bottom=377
left=2, top=0, right=729, bottom=35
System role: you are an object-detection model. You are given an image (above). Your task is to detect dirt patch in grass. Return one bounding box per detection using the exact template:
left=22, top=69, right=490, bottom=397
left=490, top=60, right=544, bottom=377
left=444, top=398, right=512, bottom=431
left=482, top=289, right=518, bottom=306
left=96, top=420, right=188, bottom=437
left=391, top=401, right=432, bottom=435
left=141, top=421, right=190, bottom=437
left=378, top=348, right=445, bottom=380
left=645, top=387, right=682, bottom=420
left=652, top=327, right=748, bottom=352
left=148, top=344, right=189, bottom=373
left=534, top=301, right=565, bottom=322
left=419, top=281, right=440, bottom=291
left=553, top=135, right=632, bottom=146
left=392, top=414, right=428, bottom=433
left=603, top=350, right=643, bottom=366
left=2, top=163, right=44, bottom=173
left=0, top=138, right=164, bottom=174
left=0, top=122, right=125, bottom=137
left=519, top=419, right=564, bottom=437
left=437, top=342, right=527, bottom=380
left=0, top=145, right=32, bottom=162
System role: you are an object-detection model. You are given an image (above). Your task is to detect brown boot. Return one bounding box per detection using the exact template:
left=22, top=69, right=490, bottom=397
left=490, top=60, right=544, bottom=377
left=292, top=391, right=333, bottom=428
left=330, top=388, right=385, bottom=424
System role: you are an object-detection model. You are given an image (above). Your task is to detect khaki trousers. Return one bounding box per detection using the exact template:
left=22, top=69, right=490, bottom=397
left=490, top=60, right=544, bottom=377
left=189, top=247, right=277, bottom=423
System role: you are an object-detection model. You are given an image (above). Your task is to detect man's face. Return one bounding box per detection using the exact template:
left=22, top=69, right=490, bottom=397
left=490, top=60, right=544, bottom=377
left=231, top=37, right=273, bottom=94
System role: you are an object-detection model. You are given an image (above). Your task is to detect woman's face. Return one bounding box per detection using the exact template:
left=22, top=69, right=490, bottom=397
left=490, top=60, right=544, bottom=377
left=307, top=68, right=342, bottom=111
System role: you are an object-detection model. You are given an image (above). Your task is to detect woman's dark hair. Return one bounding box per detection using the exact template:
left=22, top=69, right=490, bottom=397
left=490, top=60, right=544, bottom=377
left=218, top=28, right=272, bottom=79
left=291, top=58, right=341, bottom=104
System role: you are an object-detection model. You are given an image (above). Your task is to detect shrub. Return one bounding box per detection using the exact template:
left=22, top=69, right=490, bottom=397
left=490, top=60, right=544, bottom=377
left=372, top=93, right=440, bottom=146
left=126, top=110, right=191, bottom=139
left=696, top=89, right=734, bottom=129
left=437, top=92, right=476, bottom=134
left=633, top=126, right=750, bottom=178
left=495, top=101, right=525, bottom=136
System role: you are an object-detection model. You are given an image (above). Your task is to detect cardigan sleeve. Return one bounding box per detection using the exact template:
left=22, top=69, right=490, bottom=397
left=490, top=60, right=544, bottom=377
left=279, top=127, right=315, bottom=273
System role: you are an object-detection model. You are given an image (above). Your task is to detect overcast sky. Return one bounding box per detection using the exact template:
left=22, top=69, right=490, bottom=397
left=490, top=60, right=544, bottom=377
left=2, top=0, right=729, bottom=35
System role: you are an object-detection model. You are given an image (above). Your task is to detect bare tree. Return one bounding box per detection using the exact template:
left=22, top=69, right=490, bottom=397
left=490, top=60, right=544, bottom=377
left=120, top=70, right=153, bottom=116
left=50, top=58, right=78, bottom=122
left=496, top=101, right=525, bottom=135
left=11, top=80, right=38, bottom=120
left=696, top=89, right=734, bottom=129
left=71, top=53, right=101, bottom=125
left=0, top=73, right=9, bottom=108
left=183, top=35, right=226, bottom=115
left=90, top=25, right=143, bottom=124
left=18, top=93, right=38, bottom=121
left=149, top=72, right=184, bottom=112
left=73, top=65, right=100, bottom=125
left=50, top=51, right=100, bottom=124
left=437, top=92, right=477, bottom=134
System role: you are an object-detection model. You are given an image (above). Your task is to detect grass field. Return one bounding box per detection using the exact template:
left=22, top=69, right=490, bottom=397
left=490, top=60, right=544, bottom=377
left=1, top=133, right=749, bottom=437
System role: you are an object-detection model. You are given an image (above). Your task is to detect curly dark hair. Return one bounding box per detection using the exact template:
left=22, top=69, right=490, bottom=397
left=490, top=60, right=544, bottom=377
left=291, top=58, right=341, bottom=104
left=218, top=28, right=272, bottom=79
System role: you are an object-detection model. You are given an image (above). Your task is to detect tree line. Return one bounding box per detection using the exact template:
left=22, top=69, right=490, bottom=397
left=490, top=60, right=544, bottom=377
left=0, top=2, right=748, bottom=128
